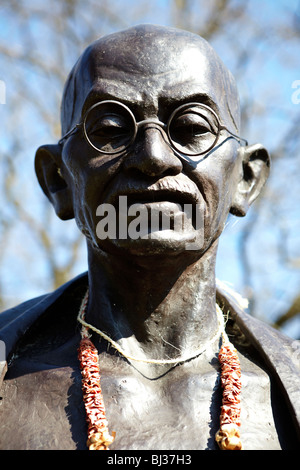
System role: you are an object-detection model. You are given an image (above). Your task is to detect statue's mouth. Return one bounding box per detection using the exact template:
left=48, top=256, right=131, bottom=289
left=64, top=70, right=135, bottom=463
left=106, top=176, right=203, bottom=209
left=122, top=190, right=196, bottom=208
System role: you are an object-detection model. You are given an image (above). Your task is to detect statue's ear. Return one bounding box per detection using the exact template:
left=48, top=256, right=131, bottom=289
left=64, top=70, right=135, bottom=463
left=35, top=144, right=74, bottom=220
left=230, top=143, right=270, bottom=217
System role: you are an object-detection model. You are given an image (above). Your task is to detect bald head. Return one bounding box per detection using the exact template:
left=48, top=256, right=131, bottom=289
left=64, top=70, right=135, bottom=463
left=60, top=24, right=240, bottom=136
left=36, top=23, right=269, bottom=257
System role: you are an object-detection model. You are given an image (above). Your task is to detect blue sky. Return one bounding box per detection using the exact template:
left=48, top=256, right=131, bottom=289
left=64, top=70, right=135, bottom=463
left=0, top=0, right=300, bottom=337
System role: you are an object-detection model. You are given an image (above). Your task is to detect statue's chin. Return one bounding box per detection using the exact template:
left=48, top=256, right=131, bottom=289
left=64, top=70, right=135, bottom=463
left=92, top=228, right=205, bottom=258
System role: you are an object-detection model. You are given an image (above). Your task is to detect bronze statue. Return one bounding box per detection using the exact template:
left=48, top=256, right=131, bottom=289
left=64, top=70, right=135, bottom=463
left=0, top=24, right=299, bottom=450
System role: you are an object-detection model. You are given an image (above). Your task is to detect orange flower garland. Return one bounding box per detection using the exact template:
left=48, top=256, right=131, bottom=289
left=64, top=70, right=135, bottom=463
left=78, top=337, right=116, bottom=450
left=77, top=293, right=115, bottom=450
left=215, top=340, right=242, bottom=450
left=77, top=291, right=242, bottom=450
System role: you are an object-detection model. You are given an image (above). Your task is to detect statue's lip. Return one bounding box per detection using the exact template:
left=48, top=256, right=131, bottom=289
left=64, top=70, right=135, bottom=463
left=106, top=176, right=203, bottom=208
left=117, top=190, right=198, bottom=207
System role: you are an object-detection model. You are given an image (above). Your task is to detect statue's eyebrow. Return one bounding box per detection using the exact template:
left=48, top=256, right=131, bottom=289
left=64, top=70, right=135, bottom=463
left=80, top=89, right=222, bottom=123
left=189, top=94, right=220, bottom=114
left=159, top=93, right=221, bottom=118
left=81, top=87, right=144, bottom=118
left=81, top=91, right=114, bottom=117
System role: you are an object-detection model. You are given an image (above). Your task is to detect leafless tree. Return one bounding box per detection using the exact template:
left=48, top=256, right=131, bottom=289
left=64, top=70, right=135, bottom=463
left=1, top=0, right=299, bottom=337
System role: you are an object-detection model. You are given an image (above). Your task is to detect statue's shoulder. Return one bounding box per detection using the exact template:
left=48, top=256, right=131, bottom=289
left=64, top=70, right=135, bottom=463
left=0, top=272, right=88, bottom=361
left=216, top=279, right=299, bottom=353
left=217, top=279, right=300, bottom=438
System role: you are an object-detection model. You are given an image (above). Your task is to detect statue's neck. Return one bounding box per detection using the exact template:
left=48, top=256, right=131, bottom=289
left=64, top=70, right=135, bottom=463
left=85, top=242, right=220, bottom=368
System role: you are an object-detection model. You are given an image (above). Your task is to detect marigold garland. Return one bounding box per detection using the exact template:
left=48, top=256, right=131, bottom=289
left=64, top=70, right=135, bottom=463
left=78, top=337, right=116, bottom=450
left=215, top=339, right=242, bottom=450
left=77, top=290, right=242, bottom=450
left=78, top=293, right=115, bottom=451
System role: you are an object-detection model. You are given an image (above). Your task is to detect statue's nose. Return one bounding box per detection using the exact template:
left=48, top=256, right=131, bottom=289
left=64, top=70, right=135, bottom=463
left=123, top=125, right=183, bottom=178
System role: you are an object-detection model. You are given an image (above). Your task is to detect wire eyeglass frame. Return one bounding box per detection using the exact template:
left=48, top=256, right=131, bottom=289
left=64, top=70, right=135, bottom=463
left=58, top=99, right=248, bottom=157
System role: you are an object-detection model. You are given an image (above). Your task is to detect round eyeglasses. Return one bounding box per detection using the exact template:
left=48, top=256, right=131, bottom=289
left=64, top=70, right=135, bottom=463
left=58, top=100, right=248, bottom=157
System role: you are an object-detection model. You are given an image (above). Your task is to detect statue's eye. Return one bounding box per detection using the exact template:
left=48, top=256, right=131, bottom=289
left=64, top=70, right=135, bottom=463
left=86, top=113, right=130, bottom=139
left=84, top=107, right=134, bottom=153
left=170, top=110, right=216, bottom=142
left=168, top=106, right=219, bottom=155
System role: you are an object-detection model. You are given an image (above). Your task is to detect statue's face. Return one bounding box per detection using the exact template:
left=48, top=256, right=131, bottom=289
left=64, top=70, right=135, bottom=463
left=61, top=30, right=242, bottom=258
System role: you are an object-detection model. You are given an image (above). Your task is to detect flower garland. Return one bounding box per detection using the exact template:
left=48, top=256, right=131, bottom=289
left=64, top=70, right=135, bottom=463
left=77, top=292, right=115, bottom=450
left=215, top=337, right=242, bottom=450
left=78, top=337, right=116, bottom=450
left=77, top=290, right=242, bottom=450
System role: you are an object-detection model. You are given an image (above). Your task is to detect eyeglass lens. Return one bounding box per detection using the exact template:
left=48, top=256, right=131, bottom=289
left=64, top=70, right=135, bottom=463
left=83, top=101, right=221, bottom=156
